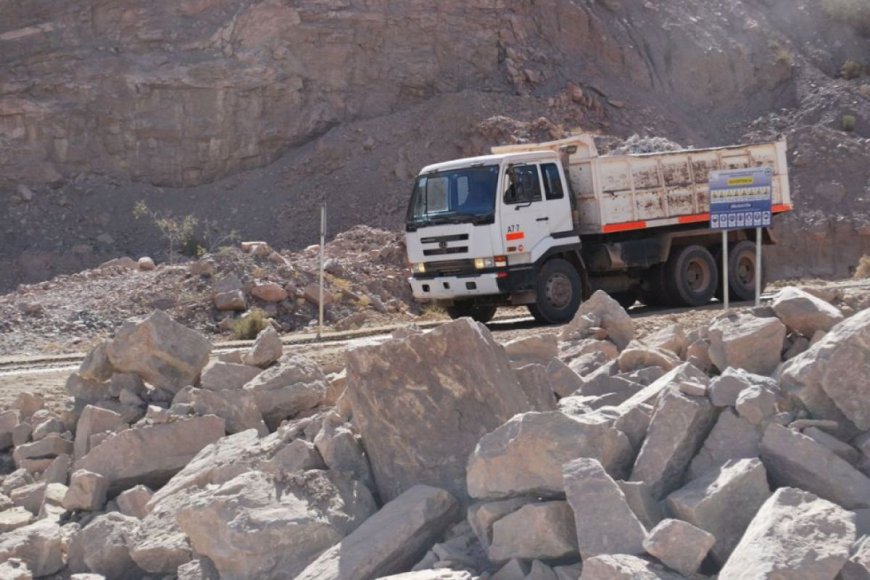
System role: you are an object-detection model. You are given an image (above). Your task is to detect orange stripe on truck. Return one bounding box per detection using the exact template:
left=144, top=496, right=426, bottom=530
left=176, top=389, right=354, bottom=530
left=602, top=220, right=647, bottom=233
left=678, top=213, right=710, bottom=224
left=506, top=232, right=525, bottom=241
left=772, top=204, right=792, bottom=213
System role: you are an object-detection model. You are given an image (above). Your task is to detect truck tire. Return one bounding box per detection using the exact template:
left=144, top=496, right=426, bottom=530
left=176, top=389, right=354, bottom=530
left=665, top=245, right=718, bottom=307
left=532, top=258, right=582, bottom=324
left=445, top=302, right=497, bottom=323
left=723, top=240, right=765, bottom=302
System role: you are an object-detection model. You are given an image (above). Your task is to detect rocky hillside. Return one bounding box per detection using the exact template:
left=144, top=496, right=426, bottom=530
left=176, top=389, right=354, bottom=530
left=1, top=285, right=869, bottom=577
left=1, top=0, right=869, bottom=290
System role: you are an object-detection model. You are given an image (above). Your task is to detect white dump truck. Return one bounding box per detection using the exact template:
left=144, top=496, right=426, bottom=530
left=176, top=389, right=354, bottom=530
left=405, top=135, right=791, bottom=323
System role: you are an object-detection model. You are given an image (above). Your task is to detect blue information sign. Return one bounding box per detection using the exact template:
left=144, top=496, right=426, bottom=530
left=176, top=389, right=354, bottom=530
left=709, top=168, right=773, bottom=231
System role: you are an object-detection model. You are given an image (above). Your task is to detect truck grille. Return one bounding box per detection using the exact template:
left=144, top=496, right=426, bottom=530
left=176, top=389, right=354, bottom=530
left=421, top=259, right=475, bottom=277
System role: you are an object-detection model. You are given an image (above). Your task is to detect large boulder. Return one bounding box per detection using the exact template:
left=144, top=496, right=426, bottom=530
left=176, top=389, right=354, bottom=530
left=759, top=424, right=870, bottom=509
left=642, top=519, right=715, bottom=577
left=242, top=326, right=283, bottom=368
left=708, top=311, right=787, bottom=375
left=74, top=405, right=126, bottom=460
left=666, top=458, right=771, bottom=565
left=74, top=415, right=226, bottom=494
left=242, top=354, right=327, bottom=430
left=0, top=519, right=64, bottom=577
left=467, top=411, right=632, bottom=499
left=562, top=290, right=634, bottom=349
left=579, top=554, right=684, bottom=580
left=106, top=311, right=212, bottom=392
left=177, top=469, right=376, bottom=580
left=629, top=386, right=716, bottom=499
left=68, top=512, right=143, bottom=579
left=687, top=409, right=761, bottom=480
left=718, top=487, right=856, bottom=579
left=771, top=287, right=845, bottom=337
left=199, top=361, right=261, bottom=391
left=295, top=485, right=460, bottom=580
left=780, top=307, right=870, bottom=433
left=563, top=458, right=646, bottom=558
left=345, top=319, right=532, bottom=503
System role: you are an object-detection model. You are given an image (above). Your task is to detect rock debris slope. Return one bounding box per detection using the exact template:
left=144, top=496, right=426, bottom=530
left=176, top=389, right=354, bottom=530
left=0, top=284, right=870, bottom=578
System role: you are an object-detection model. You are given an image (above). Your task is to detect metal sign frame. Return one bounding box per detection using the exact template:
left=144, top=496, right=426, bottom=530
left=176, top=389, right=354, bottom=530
left=709, top=168, right=772, bottom=309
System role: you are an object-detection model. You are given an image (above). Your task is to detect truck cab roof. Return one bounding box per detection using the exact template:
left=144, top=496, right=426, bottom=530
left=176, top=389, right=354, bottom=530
left=418, top=151, right=560, bottom=176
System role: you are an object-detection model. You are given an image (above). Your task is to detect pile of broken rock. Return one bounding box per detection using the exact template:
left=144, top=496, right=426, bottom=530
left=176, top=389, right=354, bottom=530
left=0, top=286, right=868, bottom=579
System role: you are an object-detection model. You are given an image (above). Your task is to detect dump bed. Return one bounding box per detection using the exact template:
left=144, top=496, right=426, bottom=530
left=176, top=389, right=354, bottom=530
left=566, top=140, right=791, bottom=235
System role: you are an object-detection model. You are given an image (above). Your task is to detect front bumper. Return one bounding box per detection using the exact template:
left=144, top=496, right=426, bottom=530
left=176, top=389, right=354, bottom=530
left=408, top=273, right=502, bottom=301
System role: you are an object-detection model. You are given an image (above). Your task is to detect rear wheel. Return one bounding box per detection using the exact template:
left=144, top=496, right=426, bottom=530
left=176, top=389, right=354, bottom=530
left=724, top=240, right=765, bottom=302
left=665, top=245, right=719, bottom=307
left=445, top=302, right=497, bottom=323
left=532, top=258, right=582, bottom=324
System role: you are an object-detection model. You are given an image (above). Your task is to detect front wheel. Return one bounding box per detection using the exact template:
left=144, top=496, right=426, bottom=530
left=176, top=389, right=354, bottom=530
left=722, top=240, right=766, bottom=302
left=445, top=302, right=497, bottom=323
left=531, top=258, right=582, bottom=324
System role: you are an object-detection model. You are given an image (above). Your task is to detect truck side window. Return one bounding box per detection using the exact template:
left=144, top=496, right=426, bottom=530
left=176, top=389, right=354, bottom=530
left=504, top=165, right=542, bottom=205
left=542, top=163, right=564, bottom=200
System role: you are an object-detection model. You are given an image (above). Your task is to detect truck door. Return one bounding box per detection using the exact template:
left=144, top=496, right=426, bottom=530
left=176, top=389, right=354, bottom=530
left=503, top=163, right=572, bottom=263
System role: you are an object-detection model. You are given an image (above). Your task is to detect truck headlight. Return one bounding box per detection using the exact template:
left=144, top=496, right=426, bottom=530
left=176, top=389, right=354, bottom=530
left=412, top=262, right=426, bottom=274
left=474, top=258, right=495, bottom=270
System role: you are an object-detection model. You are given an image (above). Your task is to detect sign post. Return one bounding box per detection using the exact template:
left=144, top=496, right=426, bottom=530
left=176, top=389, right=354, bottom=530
left=709, top=167, right=773, bottom=309
left=318, top=204, right=326, bottom=340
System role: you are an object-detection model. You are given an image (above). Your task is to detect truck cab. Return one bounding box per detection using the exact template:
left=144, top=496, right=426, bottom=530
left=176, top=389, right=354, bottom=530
left=406, top=150, right=584, bottom=323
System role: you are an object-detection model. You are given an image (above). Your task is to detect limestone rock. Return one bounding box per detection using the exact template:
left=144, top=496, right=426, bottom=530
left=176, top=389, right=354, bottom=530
left=617, top=343, right=680, bottom=373
left=10, top=482, right=46, bottom=515
left=14, top=433, right=73, bottom=472
left=780, top=307, right=870, bottom=432
left=0, top=519, right=64, bottom=577
left=616, top=362, right=709, bottom=413
left=346, top=319, right=532, bottom=503
left=708, top=366, right=777, bottom=407
left=467, top=496, right=536, bottom=551
left=488, top=501, right=578, bottom=563
left=803, top=426, right=860, bottom=464
left=128, top=487, right=197, bottom=574
left=643, top=519, right=715, bottom=576
left=242, top=354, right=327, bottom=430
left=629, top=387, right=716, bottom=499
left=708, top=311, right=787, bottom=375
left=688, top=409, right=761, bottom=480
left=199, top=361, right=261, bottom=391
left=314, top=416, right=374, bottom=491
left=718, top=487, right=856, bottom=579
left=512, top=363, right=559, bottom=411
left=562, top=290, right=634, bottom=349
left=295, top=485, right=460, bottom=580
left=641, top=324, right=688, bottom=358
left=242, top=326, right=283, bottom=368
left=579, top=554, right=684, bottom=579
left=545, top=358, right=586, bottom=398
left=467, top=411, right=632, bottom=499
left=116, top=485, right=153, bottom=519
left=759, top=423, right=870, bottom=509
left=74, top=415, right=225, bottom=494
left=0, top=507, right=34, bottom=533
left=69, top=512, right=143, bottom=579
left=106, top=311, right=212, bottom=392
left=564, top=457, right=646, bottom=558
left=177, top=469, right=377, bottom=580
left=173, top=386, right=268, bottom=435
left=213, top=289, right=246, bottom=311
left=735, top=383, right=779, bottom=425
left=666, top=458, right=771, bottom=565
left=78, top=340, right=114, bottom=382
left=43, top=454, right=70, bottom=484
left=503, top=333, right=558, bottom=363
left=250, top=281, right=288, bottom=302
left=138, top=256, right=156, bottom=271
left=74, top=405, right=125, bottom=460
left=62, top=470, right=108, bottom=511
left=840, top=536, right=870, bottom=580
left=771, top=287, right=845, bottom=337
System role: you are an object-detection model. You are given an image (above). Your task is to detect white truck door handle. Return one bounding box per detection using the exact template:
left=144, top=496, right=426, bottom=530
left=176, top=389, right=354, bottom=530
left=536, top=217, right=549, bottom=222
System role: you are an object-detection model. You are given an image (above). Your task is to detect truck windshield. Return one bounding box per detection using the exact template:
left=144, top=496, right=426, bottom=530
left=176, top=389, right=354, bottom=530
left=406, top=165, right=498, bottom=228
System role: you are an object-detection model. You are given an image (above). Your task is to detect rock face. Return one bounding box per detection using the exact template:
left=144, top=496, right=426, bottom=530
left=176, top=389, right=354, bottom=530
left=666, top=458, right=771, bottom=565
left=629, top=387, right=716, bottom=499
left=177, top=469, right=376, bottom=580
left=295, top=485, right=460, bottom=580
left=718, top=487, right=856, bottom=579
left=708, top=312, right=787, bottom=375
left=106, top=311, right=212, bottom=391
left=345, top=319, right=532, bottom=503
left=563, top=458, right=646, bottom=558
left=759, top=424, right=870, bottom=509
left=771, top=287, right=844, bottom=337
left=467, top=411, right=632, bottom=499
left=780, top=308, right=870, bottom=431
left=74, top=415, right=226, bottom=493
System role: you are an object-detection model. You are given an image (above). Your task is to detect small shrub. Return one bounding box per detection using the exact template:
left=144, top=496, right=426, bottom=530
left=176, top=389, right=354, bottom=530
left=769, top=41, right=794, bottom=69
left=232, top=308, right=269, bottom=340
left=859, top=84, right=870, bottom=97
left=842, top=114, right=857, bottom=131
left=842, top=59, right=865, bottom=80
left=856, top=255, right=870, bottom=279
